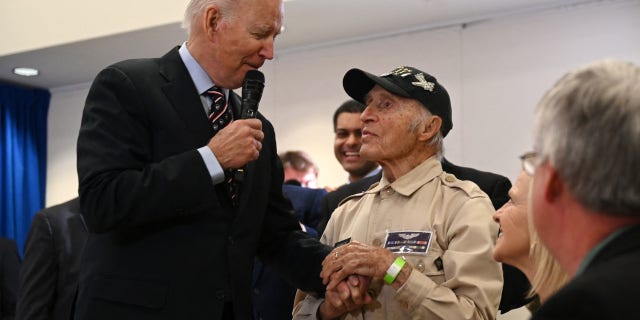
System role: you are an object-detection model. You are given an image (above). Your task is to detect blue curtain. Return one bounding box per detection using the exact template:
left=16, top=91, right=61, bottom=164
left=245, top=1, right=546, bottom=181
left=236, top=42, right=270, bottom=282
left=0, top=82, right=50, bottom=256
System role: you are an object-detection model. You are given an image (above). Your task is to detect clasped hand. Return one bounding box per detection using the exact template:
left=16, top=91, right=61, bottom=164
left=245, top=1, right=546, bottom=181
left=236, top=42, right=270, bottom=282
left=318, top=241, right=396, bottom=319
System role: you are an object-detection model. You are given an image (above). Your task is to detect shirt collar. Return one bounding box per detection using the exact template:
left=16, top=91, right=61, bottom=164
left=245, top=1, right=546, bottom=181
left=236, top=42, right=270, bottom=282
left=576, top=226, right=633, bottom=275
left=178, top=42, right=227, bottom=97
left=370, top=156, right=442, bottom=196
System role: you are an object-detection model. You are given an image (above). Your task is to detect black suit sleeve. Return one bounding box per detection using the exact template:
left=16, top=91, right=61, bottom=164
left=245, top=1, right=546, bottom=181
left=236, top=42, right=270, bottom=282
left=317, top=194, right=335, bottom=236
left=255, top=142, right=331, bottom=295
left=15, top=213, right=57, bottom=320
left=487, top=177, right=512, bottom=210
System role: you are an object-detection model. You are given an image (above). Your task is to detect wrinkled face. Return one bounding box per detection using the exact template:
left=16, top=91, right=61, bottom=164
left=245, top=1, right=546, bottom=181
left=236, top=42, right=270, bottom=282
left=359, top=85, right=425, bottom=162
left=493, top=171, right=532, bottom=266
left=333, top=112, right=378, bottom=180
left=207, top=0, right=283, bottom=88
left=283, top=167, right=317, bottom=188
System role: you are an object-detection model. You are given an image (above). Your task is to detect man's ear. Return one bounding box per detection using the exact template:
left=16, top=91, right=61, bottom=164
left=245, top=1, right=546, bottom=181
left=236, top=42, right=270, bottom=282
left=203, top=5, right=220, bottom=40
left=543, top=165, right=564, bottom=203
left=419, top=115, right=442, bottom=142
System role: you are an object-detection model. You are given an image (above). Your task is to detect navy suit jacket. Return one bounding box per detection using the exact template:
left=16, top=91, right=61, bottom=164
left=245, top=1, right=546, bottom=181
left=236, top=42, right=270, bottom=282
left=16, top=198, right=88, bottom=320
left=75, top=47, right=330, bottom=319
left=282, top=184, right=327, bottom=236
left=318, top=158, right=532, bottom=312
left=532, top=225, right=640, bottom=320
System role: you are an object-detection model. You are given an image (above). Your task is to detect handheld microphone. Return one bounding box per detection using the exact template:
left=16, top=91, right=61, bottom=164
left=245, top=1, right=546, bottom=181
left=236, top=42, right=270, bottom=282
left=240, top=70, right=265, bottom=119
left=234, top=70, right=265, bottom=184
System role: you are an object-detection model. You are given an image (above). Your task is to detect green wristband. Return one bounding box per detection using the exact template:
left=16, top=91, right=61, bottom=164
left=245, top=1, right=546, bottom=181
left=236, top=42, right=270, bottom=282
left=383, top=256, right=406, bottom=285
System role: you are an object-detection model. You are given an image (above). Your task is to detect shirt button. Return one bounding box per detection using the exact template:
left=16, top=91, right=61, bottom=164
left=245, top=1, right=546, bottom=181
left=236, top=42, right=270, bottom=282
left=372, top=238, right=382, bottom=247
left=416, top=261, right=426, bottom=272
left=445, top=175, right=455, bottom=183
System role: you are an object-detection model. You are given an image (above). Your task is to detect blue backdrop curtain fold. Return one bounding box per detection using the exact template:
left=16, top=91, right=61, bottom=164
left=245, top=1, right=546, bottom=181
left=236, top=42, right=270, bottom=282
left=0, top=82, right=50, bottom=256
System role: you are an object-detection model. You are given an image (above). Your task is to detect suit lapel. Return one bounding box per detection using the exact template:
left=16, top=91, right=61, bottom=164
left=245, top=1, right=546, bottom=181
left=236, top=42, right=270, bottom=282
left=158, top=47, right=213, bottom=144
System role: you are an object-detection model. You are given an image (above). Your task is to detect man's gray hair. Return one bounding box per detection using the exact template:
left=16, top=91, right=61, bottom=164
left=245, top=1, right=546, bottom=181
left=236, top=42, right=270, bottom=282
left=182, top=0, right=236, bottom=34
left=533, top=59, right=640, bottom=216
left=410, top=106, right=445, bottom=160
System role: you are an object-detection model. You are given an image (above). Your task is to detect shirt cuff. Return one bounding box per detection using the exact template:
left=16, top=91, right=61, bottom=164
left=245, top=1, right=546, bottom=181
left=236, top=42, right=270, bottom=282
left=292, top=295, right=324, bottom=320
left=197, top=146, right=225, bottom=184
left=394, top=268, right=436, bottom=310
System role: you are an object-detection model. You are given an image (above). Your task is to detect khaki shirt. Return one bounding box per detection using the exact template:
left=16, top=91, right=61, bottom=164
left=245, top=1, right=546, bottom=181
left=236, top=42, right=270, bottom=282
left=293, top=157, right=502, bottom=320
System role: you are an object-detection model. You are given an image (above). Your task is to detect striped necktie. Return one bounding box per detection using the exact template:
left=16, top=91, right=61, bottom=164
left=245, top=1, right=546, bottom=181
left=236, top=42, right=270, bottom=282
left=204, top=86, right=240, bottom=206
left=205, top=86, right=233, bottom=133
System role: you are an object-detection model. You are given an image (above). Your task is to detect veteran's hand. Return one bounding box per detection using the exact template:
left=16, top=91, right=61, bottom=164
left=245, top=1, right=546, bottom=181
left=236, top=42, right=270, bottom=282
left=319, top=275, right=373, bottom=319
left=321, top=241, right=396, bottom=291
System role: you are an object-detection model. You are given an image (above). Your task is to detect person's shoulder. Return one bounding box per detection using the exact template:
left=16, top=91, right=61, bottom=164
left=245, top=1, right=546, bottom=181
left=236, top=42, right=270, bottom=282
left=438, top=172, right=488, bottom=200
left=39, top=198, right=81, bottom=216
left=36, top=198, right=84, bottom=230
left=338, top=181, right=379, bottom=205
left=107, top=57, right=161, bottom=75
left=443, top=159, right=509, bottom=186
left=331, top=173, right=380, bottom=197
left=0, top=237, right=18, bottom=252
left=283, top=185, right=327, bottom=199
left=105, top=47, right=179, bottom=75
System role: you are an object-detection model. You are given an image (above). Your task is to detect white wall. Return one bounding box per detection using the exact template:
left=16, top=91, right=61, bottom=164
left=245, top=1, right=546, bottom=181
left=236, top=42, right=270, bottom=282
left=46, top=85, right=88, bottom=206
left=46, top=1, right=640, bottom=202
left=1, top=0, right=188, bottom=55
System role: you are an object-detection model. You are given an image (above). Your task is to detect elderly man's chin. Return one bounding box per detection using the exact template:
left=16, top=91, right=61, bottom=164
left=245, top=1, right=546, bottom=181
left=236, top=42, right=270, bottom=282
left=358, top=146, right=377, bottom=161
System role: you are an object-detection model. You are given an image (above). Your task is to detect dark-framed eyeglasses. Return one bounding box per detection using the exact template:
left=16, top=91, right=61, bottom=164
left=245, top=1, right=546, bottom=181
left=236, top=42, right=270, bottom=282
left=519, top=151, right=539, bottom=176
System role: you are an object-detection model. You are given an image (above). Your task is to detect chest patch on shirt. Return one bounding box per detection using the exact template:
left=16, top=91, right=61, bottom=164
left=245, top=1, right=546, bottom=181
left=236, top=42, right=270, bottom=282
left=384, top=231, right=433, bottom=255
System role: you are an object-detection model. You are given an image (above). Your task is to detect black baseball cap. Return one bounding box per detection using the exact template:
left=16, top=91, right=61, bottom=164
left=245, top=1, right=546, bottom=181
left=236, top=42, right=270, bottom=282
left=342, top=66, right=453, bottom=137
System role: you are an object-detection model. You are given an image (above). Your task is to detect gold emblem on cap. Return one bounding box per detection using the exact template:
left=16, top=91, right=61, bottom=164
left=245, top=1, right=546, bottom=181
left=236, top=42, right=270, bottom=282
left=382, top=66, right=414, bottom=78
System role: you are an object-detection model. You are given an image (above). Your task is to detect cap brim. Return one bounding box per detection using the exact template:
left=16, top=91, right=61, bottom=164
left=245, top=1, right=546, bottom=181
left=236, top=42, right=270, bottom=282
left=343, top=68, right=412, bottom=104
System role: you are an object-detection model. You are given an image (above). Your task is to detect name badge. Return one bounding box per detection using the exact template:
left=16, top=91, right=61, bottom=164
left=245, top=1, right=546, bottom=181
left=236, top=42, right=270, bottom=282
left=384, top=231, right=433, bottom=255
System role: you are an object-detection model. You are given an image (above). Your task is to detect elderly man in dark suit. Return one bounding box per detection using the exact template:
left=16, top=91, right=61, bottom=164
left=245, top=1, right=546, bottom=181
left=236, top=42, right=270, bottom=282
left=16, top=197, right=87, bottom=320
left=529, top=60, right=640, bottom=319
left=74, top=0, right=330, bottom=319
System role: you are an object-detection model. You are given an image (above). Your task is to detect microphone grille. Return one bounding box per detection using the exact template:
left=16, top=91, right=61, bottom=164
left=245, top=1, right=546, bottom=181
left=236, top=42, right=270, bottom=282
left=245, top=70, right=265, bottom=84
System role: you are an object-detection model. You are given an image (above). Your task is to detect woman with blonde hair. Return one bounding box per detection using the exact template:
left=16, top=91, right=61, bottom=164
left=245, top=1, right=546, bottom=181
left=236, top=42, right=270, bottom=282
left=493, top=157, right=568, bottom=304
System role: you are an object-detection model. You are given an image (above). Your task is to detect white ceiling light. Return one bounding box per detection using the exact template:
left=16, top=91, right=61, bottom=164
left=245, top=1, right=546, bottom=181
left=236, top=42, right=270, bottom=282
left=13, top=67, right=39, bottom=77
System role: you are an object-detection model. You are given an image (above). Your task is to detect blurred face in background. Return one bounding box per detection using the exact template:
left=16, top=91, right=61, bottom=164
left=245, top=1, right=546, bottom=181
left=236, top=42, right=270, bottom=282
left=283, top=167, right=318, bottom=188
left=333, top=112, right=378, bottom=182
left=493, top=171, right=532, bottom=268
